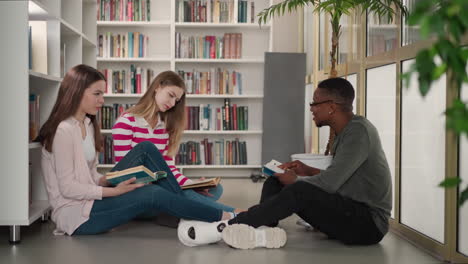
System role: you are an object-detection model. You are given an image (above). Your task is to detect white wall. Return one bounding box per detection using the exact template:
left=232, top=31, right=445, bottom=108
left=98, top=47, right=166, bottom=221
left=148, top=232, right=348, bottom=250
left=400, top=59, right=446, bottom=243
left=348, top=74, right=357, bottom=113
left=304, top=83, right=313, bottom=153
left=303, top=5, right=314, bottom=74
left=272, top=0, right=300, bottom=53
left=366, top=64, right=396, bottom=219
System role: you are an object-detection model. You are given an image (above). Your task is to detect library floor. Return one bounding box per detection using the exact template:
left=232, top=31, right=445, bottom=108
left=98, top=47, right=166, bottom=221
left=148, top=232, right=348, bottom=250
left=0, top=179, right=444, bottom=264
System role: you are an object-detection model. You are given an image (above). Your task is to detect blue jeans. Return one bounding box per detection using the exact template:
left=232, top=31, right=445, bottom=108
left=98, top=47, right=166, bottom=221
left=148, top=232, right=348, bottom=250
left=117, top=141, right=234, bottom=212
left=123, top=141, right=233, bottom=212
left=136, top=185, right=233, bottom=220
left=74, top=141, right=224, bottom=235
left=183, top=185, right=234, bottom=212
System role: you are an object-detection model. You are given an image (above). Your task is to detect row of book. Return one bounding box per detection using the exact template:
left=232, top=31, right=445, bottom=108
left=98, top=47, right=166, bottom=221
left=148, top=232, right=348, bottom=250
left=176, top=0, right=255, bottom=23
left=99, top=137, right=248, bottom=166
left=178, top=69, right=242, bottom=95
left=175, top=33, right=242, bottom=59
left=99, top=135, right=115, bottom=164
left=186, top=103, right=248, bottom=131
left=175, top=138, right=247, bottom=165
left=97, top=102, right=248, bottom=131
left=97, top=0, right=151, bottom=21
left=98, top=32, right=149, bottom=58
left=236, top=0, right=254, bottom=23
left=100, top=66, right=154, bottom=94
left=29, top=94, right=40, bottom=142
left=98, top=104, right=134, bottom=130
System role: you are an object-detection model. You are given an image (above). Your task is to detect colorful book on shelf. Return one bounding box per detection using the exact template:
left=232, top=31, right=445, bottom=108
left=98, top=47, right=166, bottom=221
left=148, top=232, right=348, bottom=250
left=105, top=165, right=167, bottom=186
left=28, top=26, right=32, bottom=70
left=181, top=177, right=221, bottom=190
left=262, top=159, right=284, bottom=177
left=29, top=94, right=40, bottom=142
left=97, top=0, right=150, bottom=21
left=250, top=2, right=255, bottom=23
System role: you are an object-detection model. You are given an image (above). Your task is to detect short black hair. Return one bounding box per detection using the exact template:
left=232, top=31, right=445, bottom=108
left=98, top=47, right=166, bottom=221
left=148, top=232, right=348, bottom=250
left=317, top=77, right=355, bottom=112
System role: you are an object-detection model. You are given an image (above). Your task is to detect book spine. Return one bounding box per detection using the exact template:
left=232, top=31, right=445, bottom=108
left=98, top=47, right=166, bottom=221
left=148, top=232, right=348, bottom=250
left=244, top=106, right=248, bottom=130
left=250, top=1, right=254, bottom=23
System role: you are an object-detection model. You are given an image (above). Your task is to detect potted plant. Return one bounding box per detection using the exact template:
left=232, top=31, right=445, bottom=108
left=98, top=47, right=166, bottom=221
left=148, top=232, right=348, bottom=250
left=258, top=0, right=408, bottom=155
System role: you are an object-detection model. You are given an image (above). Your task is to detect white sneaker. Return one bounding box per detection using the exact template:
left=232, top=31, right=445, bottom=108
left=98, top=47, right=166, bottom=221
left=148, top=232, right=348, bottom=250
left=222, top=224, right=287, bottom=249
left=177, top=219, right=227, bottom=247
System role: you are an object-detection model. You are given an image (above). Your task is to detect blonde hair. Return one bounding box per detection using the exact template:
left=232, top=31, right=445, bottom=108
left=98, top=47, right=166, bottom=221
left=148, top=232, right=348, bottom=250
left=126, top=71, right=186, bottom=156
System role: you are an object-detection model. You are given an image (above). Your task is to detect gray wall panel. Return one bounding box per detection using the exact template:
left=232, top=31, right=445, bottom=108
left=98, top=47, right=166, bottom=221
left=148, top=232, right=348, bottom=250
left=262, top=52, right=306, bottom=164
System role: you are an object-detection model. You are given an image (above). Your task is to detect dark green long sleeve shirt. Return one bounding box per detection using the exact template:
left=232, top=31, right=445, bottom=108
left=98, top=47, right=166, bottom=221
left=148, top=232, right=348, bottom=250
left=298, top=115, right=392, bottom=235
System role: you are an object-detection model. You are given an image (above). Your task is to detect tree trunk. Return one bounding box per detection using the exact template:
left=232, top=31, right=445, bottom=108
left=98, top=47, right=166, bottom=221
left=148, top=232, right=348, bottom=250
left=329, top=28, right=339, bottom=79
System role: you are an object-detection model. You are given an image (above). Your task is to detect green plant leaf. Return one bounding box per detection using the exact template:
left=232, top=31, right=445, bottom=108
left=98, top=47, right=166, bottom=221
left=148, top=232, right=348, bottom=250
left=430, top=13, right=445, bottom=37
left=432, top=64, right=447, bottom=80
left=447, top=0, right=464, bottom=18
left=407, top=0, right=433, bottom=25
left=446, top=100, right=468, bottom=136
left=439, top=177, right=462, bottom=188
left=414, top=50, right=436, bottom=96
left=419, top=16, right=432, bottom=39
left=459, top=7, right=468, bottom=27
left=460, top=186, right=468, bottom=206
left=448, top=21, right=463, bottom=43
left=400, top=71, right=412, bottom=89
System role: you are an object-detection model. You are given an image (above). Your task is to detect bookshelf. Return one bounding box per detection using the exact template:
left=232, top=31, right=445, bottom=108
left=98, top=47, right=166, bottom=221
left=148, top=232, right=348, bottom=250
left=96, top=0, right=273, bottom=178
left=0, top=0, right=96, bottom=243
left=102, top=129, right=262, bottom=135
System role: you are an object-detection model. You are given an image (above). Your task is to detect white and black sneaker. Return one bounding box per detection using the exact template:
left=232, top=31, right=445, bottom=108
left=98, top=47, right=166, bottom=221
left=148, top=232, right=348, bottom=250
left=177, top=219, right=227, bottom=247
left=222, top=224, right=287, bottom=249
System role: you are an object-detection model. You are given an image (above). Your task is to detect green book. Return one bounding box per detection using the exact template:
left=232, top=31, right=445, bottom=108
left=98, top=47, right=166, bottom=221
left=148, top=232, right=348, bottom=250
left=105, top=165, right=167, bottom=186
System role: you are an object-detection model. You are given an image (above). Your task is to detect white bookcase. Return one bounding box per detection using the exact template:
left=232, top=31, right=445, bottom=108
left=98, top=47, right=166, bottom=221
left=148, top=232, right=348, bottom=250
left=97, top=0, right=273, bottom=178
left=0, top=0, right=96, bottom=243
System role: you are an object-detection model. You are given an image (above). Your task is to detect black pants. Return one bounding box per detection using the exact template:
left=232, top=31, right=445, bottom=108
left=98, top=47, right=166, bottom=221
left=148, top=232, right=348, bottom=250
left=229, top=177, right=385, bottom=245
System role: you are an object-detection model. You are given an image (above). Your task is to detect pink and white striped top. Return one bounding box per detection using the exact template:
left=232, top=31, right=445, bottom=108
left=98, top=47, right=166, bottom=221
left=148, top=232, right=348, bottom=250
left=112, top=112, right=193, bottom=186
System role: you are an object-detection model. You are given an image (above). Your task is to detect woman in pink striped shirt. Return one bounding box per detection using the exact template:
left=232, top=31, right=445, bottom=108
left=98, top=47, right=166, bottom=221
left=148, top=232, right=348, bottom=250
left=39, top=65, right=236, bottom=236
left=112, top=71, right=241, bottom=214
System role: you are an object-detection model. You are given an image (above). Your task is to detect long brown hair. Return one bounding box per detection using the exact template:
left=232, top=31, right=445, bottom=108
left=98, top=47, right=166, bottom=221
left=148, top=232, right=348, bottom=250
left=39, top=64, right=106, bottom=152
left=126, top=70, right=186, bottom=156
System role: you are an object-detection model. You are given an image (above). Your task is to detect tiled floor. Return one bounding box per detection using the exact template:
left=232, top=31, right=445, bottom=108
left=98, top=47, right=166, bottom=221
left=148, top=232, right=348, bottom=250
left=0, top=179, right=444, bottom=264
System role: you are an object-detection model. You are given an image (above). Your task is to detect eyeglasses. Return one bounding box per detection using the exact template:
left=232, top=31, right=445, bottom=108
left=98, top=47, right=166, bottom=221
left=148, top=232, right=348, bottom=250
left=309, top=100, right=334, bottom=107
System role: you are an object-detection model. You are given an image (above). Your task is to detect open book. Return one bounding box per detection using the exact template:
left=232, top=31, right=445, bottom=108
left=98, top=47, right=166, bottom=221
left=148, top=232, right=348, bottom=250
left=105, top=165, right=167, bottom=186
left=262, top=159, right=284, bottom=177
left=181, top=177, right=221, bottom=190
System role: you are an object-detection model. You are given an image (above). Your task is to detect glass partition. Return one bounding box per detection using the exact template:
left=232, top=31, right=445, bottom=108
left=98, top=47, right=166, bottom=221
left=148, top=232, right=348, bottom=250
left=402, top=0, right=422, bottom=46
left=319, top=12, right=326, bottom=70
left=367, top=10, right=397, bottom=56
left=400, top=59, right=446, bottom=243
left=366, top=64, right=396, bottom=218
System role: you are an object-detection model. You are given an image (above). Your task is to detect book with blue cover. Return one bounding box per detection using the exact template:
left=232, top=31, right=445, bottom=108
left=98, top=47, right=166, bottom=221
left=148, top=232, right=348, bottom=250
left=262, top=159, right=284, bottom=177
left=105, top=165, right=167, bottom=186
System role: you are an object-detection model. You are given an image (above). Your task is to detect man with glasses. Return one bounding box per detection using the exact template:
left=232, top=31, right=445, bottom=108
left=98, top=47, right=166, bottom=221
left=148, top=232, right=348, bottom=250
left=178, top=77, right=392, bottom=249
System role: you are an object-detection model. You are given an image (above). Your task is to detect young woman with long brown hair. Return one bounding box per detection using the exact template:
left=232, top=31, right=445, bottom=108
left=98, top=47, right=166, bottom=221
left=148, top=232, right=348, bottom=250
left=39, top=64, right=235, bottom=236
